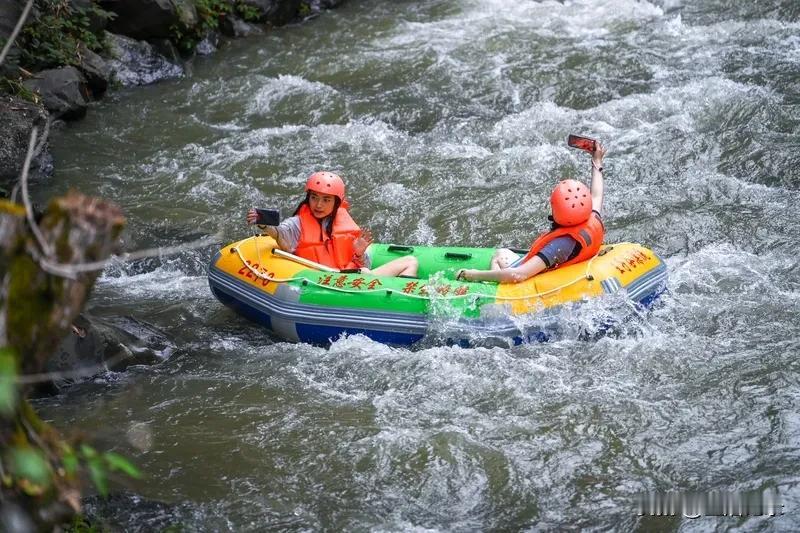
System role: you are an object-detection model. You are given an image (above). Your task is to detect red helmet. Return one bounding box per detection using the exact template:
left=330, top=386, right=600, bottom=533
left=550, top=179, right=591, bottom=226
left=305, top=171, right=345, bottom=200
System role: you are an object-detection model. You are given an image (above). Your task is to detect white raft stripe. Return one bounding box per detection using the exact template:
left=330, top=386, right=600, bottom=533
left=625, top=263, right=668, bottom=302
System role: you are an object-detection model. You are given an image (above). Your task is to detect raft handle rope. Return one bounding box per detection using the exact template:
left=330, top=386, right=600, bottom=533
left=271, top=247, right=338, bottom=273
left=249, top=227, right=347, bottom=273
left=233, top=236, right=602, bottom=302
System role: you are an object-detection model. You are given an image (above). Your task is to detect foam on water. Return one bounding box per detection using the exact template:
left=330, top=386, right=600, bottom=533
left=35, top=0, right=800, bottom=529
left=246, top=74, right=349, bottom=125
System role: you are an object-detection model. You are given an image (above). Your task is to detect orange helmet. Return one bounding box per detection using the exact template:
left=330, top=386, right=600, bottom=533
left=550, top=179, right=591, bottom=226
left=305, top=171, right=345, bottom=200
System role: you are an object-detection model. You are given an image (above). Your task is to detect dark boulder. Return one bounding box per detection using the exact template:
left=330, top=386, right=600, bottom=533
left=100, top=0, right=197, bottom=40
left=0, top=0, right=24, bottom=78
left=22, top=67, right=90, bottom=121
left=148, top=38, right=183, bottom=64
left=0, top=95, right=49, bottom=192
left=77, top=43, right=112, bottom=97
left=104, top=32, right=184, bottom=86
left=47, top=314, right=176, bottom=389
left=0, top=1, right=23, bottom=37
left=219, top=14, right=264, bottom=38
left=238, top=0, right=304, bottom=26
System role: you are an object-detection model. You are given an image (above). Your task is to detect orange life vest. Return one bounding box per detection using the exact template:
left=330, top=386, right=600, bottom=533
left=295, top=204, right=362, bottom=270
left=519, top=211, right=605, bottom=270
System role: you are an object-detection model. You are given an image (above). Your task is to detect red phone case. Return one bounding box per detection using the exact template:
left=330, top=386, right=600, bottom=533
left=567, top=134, right=596, bottom=153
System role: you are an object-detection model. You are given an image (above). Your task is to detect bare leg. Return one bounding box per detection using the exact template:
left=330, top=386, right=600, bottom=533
left=369, top=256, right=419, bottom=277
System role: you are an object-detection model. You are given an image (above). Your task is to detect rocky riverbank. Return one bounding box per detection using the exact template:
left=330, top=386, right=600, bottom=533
left=0, top=0, right=345, bottom=391
left=0, top=0, right=346, bottom=194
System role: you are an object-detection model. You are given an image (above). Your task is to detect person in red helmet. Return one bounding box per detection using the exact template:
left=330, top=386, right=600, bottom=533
left=457, top=142, right=606, bottom=283
left=247, top=171, right=418, bottom=276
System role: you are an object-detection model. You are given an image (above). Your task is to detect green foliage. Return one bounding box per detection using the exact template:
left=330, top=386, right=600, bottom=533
left=103, top=452, right=142, bottom=479
left=79, top=444, right=141, bottom=497
left=2, top=432, right=141, bottom=512
left=15, top=0, right=114, bottom=71
left=8, top=446, right=52, bottom=495
left=235, top=2, right=262, bottom=22
left=0, top=347, right=18, bottom=417
left=172, top=0, right=232, bottom=52
left=62, top=447, right=79, bottom=476
left=0, top=76, right=41, bottom=103
left=298, top=2, right=312, bottom=18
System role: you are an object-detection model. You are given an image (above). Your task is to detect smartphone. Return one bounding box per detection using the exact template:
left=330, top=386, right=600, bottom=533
left=255, top=208, right=280, bottom=226
left=567, top=134, right=597, bottom=153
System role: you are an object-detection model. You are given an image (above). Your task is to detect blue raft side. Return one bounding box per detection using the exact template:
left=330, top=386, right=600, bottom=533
left=210, top=283, right=273, bottom=331
left=294, top=324, right=423, bottom=346
left=211, top=281, right=424, bottom=345
left=207, top=252, right=425, bottom=346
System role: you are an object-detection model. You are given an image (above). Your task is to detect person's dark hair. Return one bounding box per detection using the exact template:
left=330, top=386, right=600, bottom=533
left=293, top=192, right=341, bottom=239
left=292, top=192, right=310, bottom=217
left=547, top=214, right=559, bottom=230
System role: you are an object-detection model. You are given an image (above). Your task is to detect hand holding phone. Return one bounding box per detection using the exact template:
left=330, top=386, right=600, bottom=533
left=567, top=134, right=597, bottom=153
left=255, top=208, right=281, bottom=226
left=247, top=208, right=280, bottom=226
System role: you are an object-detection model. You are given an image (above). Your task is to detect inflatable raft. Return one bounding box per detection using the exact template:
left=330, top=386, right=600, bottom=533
left=208, top=236, right=667, bottom=346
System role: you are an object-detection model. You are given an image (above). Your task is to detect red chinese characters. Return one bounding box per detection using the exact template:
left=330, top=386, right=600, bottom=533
left=402, top=281, right=419, bottom=294
left=615, top=250, right=651, bottom=274
left=453, top=285, right=469, bottom=296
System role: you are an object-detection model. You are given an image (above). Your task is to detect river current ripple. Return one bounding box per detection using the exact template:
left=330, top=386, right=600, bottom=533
left=34, top=0, right=800, bottom=530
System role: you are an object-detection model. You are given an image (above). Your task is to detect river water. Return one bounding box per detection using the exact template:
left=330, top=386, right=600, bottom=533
left=32, top=0, right=800, bottom=530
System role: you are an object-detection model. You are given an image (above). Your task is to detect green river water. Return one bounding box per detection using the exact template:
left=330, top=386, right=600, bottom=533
left=31, top=0, right=800, bottom=530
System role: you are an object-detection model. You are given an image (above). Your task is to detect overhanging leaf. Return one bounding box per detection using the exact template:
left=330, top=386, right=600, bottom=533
left=103, top=452, right=142, bottom=479
left=0, top=347, right=18, bottom=417
left=87, top=458, right=108, bottom=497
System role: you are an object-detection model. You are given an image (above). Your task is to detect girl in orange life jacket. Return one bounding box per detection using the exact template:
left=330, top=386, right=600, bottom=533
left=457, top=142, right=606, bottom=283
left=247, top=171, right=419, bottom=277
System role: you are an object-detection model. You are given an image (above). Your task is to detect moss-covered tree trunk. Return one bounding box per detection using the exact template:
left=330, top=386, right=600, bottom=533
left=0, top=192, right=125, bottom=529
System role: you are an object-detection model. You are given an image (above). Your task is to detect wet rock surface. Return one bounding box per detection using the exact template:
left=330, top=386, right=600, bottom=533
left=0, top=94, right=49, bottom=190
left=77, top=44, right=112, bottom=98
left=22, top=67, right=90, bottom=121
left=310, top=0, right=347, bottom=11
left=105, top=32, right=184, bottom=86
left=195, top=32, right=220, bottom=56
left=47, top=314, right=176, bottom=389
left=219, top=14, right=264, bottom=38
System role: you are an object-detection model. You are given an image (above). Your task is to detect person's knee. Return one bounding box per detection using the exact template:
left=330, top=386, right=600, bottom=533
left=405, top=256, right=419, bottom=274
left=493, top=248, right=519, bottom=269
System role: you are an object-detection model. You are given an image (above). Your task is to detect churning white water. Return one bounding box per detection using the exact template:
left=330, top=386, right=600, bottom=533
left=35, top=0, right=800, bottom=529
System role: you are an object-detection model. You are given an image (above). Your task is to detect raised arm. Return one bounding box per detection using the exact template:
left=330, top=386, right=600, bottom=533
left=591, top=142, right=606, bottom=211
